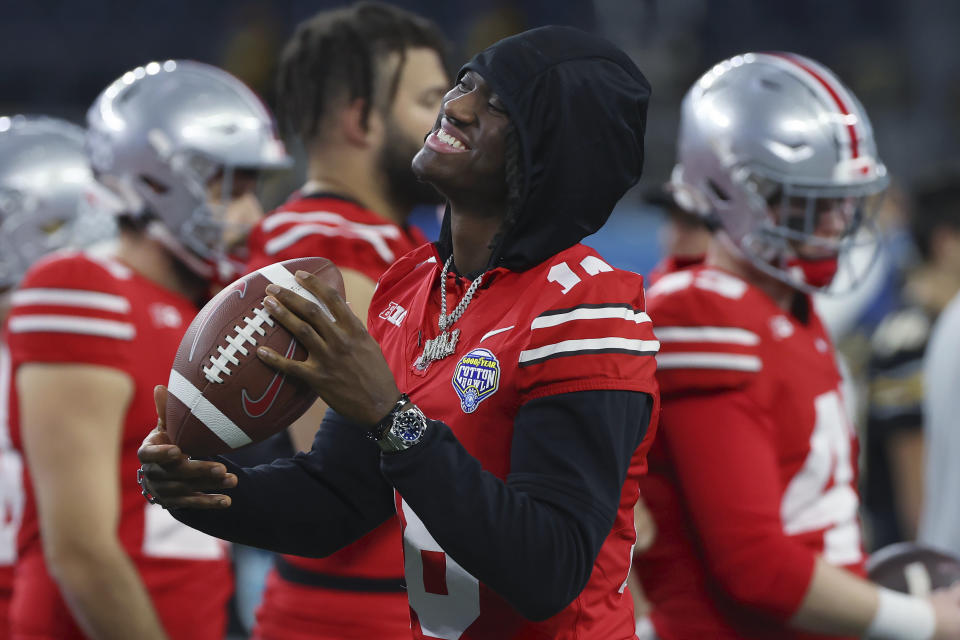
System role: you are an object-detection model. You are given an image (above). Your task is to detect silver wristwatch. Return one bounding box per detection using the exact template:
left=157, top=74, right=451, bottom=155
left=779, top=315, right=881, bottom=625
left=368, top=394, right=429, bottom=453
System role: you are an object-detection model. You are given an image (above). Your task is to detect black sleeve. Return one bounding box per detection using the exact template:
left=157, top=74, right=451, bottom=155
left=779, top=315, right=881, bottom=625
left=168, top=409, right=395, bottom=557
left=220, top=430, right=295, bottom=467
left=380, top=389, right=652, bottom=621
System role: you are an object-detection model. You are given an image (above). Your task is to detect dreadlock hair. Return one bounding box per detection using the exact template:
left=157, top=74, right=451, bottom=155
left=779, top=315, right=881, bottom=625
left=277, top=2, right=448, bottom=146
left=486, top=123, right=525, bottom=259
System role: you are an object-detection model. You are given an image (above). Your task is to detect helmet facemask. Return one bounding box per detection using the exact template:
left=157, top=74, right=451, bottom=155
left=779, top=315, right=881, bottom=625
left=143, top=149, right=264, bottom=283
left=0, top=188, right=42, bottom=291
left=736, top=169, right=886, bottom=295
left=0, top=187, right=92, bottom=291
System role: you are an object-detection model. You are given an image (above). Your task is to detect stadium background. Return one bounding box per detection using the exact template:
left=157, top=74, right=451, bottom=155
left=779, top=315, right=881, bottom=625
left=2, top=0, right=957, bottom=277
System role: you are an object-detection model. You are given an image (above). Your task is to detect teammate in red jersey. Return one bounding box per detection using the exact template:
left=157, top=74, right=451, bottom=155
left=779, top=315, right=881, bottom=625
left=634, top=52, right=960, bottom=639
left=643, top=184, right=710, bottom=287
left=6, top=62, right=289, bottom=639
left=140, top=26, right=657, bottom=639
left=239, top=5, right=448, bottom=639
left=0, top=115, right=114, bottom=639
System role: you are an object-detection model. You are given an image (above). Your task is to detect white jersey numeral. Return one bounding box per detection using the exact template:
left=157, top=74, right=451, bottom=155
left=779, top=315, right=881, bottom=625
left=0, top=452, right=23, bottom=566
left=402, top=499, right=479, bottom=639
left=142, top=503, right=225, bottom=560
left=780, top=389, right=862, bottom=565
left=0, top=344, right=24, bottom=566
left=547, top=257, right=613, bottom=295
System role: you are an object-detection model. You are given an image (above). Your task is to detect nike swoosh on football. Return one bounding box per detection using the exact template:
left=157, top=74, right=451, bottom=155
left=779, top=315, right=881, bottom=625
left=241, top=337, right=296, bottom=418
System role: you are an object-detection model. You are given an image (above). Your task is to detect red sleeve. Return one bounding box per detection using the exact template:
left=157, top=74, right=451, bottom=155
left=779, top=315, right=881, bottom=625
left=514, top=267, right=659, bottom=403
left=663, top=388, right=816, bottom=620
left=6, top=255, right=135, bottom=369
left=244, top=220, right=269, bottom=272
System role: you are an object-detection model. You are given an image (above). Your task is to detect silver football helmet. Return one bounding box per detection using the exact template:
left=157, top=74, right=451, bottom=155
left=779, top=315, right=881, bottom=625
left=0, top=115, right=113, bottom=292
left=86, top=60, right=290, bottom=280
left=671, top=52, right=889, bottom=293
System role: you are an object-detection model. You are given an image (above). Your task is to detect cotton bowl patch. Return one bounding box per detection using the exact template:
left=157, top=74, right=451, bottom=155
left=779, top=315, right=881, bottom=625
left=452, top=348, right=500, bottom=413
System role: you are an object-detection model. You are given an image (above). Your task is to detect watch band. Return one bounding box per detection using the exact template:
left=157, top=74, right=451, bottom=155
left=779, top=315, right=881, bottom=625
left=365, top=394, right=428, bottom=453
left=375, top=403, right=428, bottom=453
left=367, top=394, right=411, bottom=441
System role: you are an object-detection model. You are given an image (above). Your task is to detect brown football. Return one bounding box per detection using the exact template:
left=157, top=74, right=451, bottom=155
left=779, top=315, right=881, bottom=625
left=165, top=257, right=344, bottom=456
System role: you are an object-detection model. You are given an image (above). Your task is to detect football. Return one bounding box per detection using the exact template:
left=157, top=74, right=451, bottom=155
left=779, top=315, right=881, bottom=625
left=867, top=542, right=960, bottom=596
left=165, top=257, right=344, bottom=456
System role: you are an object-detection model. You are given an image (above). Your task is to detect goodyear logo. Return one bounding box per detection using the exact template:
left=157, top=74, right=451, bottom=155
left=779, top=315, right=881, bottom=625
left=452, top=348, right=500, bottom=413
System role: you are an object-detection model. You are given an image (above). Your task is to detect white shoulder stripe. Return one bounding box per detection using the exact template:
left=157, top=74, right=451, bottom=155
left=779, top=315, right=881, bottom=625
left=265, top=224, right=397, bottom=263
left=655, top=326, right=759, bottom=346
left=8, top=314, right=135, bottom=340
left=167, top=370, right=252, bottom=449
left=263, top=210, right=344, bottom=232
left=264, top=214, right=401, bottom=263
left=256, top=263, right=335, bottom=322
left=656, top=352, right=762, bottom=371
left=519, top=337, right=660, bottom=364
left=12, top=288, right=130, bottom=313
left=531, top=306, right=651, bottom=330
left=82, top=252, right=134, bottom=279
left=647, top=271, right=694, bottom=297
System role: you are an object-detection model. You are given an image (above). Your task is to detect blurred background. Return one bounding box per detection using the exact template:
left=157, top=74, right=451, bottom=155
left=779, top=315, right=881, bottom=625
left=2, top=0, right=958, bottom=276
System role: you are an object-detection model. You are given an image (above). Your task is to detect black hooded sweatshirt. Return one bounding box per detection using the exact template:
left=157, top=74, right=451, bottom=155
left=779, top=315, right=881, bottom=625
left=171, top=26, right=653, bottom=625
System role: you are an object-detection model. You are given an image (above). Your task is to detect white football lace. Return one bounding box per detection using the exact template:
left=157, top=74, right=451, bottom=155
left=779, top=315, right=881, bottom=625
left=203, top=304, right=276, bottom=384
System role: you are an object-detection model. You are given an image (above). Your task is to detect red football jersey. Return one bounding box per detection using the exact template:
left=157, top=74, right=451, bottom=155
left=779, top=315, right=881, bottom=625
left=246, top=194, right=426, bottom=639
left=246, top=193, right=428, bottom=280
left=636, top=266, right=864, bottom=640
left=368, top=242, right=660, bottom=640
left=645, top=254, right=704, bottom=286
left=4, top=251, right=231, bottom=639
left=0, top=340, right=24, bottom=639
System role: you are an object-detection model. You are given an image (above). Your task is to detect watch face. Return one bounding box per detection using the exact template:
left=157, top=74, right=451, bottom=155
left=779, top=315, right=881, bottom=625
left=394, top=411, right=425, bottom=444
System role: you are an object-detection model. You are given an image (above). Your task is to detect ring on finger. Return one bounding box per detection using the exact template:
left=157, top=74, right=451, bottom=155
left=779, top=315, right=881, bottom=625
left=137, top=466, right=161, bottom=506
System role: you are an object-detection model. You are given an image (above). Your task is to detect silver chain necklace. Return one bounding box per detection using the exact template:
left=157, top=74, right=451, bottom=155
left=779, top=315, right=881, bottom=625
left=415, top=255, right=483, bottom=369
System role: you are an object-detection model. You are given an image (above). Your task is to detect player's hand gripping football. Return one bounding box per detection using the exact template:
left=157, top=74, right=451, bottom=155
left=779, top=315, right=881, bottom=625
left=257, top=270, right=402, bottom=428
left=136, top=385, right=238, bottom=509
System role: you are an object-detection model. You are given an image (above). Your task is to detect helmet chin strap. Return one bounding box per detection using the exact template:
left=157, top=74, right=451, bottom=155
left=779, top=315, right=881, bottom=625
left=720, top=229, right=840, bottom=295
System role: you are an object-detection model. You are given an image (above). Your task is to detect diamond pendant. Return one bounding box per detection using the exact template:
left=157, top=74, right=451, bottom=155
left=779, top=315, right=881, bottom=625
left=415, top=328, right=460, bottom=370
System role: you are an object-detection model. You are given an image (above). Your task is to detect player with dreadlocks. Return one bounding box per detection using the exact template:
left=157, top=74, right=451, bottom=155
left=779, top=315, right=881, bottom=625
left=237, top=3, right=449, bottom=638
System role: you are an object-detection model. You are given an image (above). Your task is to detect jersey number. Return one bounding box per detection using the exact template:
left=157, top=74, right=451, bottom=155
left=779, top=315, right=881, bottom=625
left=780, top=390, right=862, bottom=565
left=547, top=257, right=613, bottom=294
left=0, top=345, right=24, bottom=565
left=402, top=499, right=479, bottom=639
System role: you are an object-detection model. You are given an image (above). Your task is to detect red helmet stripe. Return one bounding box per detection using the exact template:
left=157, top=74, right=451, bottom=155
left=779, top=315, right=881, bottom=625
left=769, top=52, right=859, bottom=159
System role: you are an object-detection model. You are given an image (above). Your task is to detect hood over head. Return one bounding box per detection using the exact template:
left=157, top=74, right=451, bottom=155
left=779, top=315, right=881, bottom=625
left=435, top=25, right=651, bottom=273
